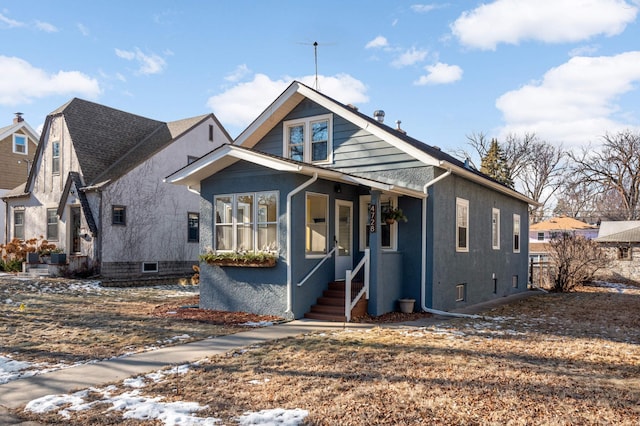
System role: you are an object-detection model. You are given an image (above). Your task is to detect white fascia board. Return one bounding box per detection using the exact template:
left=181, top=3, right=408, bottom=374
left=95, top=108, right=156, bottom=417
left=235, top=83, right=305, bottom=148
left=440, top=160, right=540, bottom=207
left=0, top=121, right=41, bottom=142
left=228, top=149, right=302, bottom=172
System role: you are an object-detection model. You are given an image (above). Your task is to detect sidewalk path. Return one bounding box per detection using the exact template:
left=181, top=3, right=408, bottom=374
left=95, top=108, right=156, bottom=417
left=0, top=320, right=372, bottom=416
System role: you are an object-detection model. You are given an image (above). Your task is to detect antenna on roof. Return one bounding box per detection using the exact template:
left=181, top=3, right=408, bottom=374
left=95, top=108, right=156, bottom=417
left=296, top=40, right=336, bottom=91
left=313, top=41, right=319, bottom=90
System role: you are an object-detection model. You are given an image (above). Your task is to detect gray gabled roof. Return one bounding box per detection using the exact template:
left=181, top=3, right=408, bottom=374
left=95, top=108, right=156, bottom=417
left=595, top=226, right=640, bottom=243
left=23, top=99, right=219, bottom=192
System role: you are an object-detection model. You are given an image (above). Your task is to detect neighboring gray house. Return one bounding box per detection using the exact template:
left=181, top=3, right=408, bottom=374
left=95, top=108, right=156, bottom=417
left=595, top=221, right=640, bottom=283
left=166, top=81, right=536, bottom=320
left=3, top=98, right=231, bottom=279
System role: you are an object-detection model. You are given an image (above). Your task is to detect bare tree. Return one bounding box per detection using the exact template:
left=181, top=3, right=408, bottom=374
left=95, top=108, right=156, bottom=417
left=569, top=130, right=640, bottom=220
left=463, top=132, right=566, bottom=221
left=515, top=137, right=566, bottom=222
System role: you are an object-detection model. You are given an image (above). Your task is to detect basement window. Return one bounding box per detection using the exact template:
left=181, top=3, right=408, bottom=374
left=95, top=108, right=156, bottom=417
left=456, top=283, right=466, bottom=302
left=142, top=262, right=159, bottom=273
left=512, top=275, right=519, bottom=288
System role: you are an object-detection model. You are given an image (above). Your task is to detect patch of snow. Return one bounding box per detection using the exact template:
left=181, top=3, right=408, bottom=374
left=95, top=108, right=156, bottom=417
left=241, top=321, right=274, bottom=327
left=25, top=385, right=221, bottom=425
left=238, top=408, right=308, bottom=425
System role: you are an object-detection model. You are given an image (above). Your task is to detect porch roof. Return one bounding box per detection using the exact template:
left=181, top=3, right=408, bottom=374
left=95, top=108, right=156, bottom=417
left=164, top=144, right=426, bottom=198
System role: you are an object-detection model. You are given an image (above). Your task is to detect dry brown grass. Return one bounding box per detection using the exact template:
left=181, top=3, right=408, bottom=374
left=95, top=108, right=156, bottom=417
left=15, top=282, right=640, bottom=425
left=0, top=277, right=275, bottom=365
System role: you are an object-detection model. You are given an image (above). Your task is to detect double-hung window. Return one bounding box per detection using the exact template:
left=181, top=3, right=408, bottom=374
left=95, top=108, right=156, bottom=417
left=214, top=191, right=278, bottom=252
left=492, top=208, right=500, bottom=250
left=187, top=213, right=199, bottom=243
left=47, top=208, right=59, bottom=241
left=52, top=141, right=60, bottom=175
left=513, top=214, right=521, bottom=253
left=456, top=198, right=469, bottom=252
left=13, top=134, right=27, bottom=154
left=14, top=210, right=25, bottom=240
left=283, top=114, right=332, bottom=163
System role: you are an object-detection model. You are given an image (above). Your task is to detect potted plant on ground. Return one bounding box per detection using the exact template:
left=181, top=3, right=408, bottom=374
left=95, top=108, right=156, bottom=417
left=383, top=207, right=408, bottom=225
left=50, top=248, right=66, bottom=265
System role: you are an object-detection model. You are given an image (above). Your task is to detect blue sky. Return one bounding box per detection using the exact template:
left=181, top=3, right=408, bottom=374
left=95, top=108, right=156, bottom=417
left=2, top=0, right=640, bottom=156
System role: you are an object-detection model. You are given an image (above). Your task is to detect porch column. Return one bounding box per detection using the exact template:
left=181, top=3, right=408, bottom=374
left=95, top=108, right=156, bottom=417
left=368, top=190, right=384, bottom=315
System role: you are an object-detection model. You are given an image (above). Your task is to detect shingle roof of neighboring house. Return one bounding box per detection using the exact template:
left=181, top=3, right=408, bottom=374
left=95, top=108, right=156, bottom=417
left=595, top=226, right=640, bottom=243
left=530, top=216, right=597, bottom=231
left=15, top=98, right=222, bottom=195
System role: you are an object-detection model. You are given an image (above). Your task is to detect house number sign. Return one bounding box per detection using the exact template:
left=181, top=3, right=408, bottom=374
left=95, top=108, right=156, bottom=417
left=369, top=204, right=376, bottom=233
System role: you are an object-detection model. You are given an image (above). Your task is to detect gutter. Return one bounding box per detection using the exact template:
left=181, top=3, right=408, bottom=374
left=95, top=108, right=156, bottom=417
left=421, top=169, right=481, bottom=319
left=285, top=173, right=318, bottom=317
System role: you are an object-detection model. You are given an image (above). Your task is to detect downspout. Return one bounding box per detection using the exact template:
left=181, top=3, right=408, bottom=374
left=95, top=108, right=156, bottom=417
left=286, top=173, right=318, bottom=317
left=421, top=169, right=480, bottom=319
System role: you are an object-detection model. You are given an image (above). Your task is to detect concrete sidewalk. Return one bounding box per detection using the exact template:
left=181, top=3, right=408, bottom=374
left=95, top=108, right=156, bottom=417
left=0, top=320, right=373, bottom=424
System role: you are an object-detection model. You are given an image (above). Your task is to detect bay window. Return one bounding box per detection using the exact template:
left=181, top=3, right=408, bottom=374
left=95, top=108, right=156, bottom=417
left=214, top=191, right=278, bottom=252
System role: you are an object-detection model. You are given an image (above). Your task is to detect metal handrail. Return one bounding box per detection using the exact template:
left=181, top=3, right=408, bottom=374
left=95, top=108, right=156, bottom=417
left=297, top=245, right=338, bottom=287
left=345, top=249, right=370, bottom=322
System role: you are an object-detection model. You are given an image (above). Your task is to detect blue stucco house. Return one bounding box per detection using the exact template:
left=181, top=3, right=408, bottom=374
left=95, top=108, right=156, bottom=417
left=166, top=81, right=536, bottom=321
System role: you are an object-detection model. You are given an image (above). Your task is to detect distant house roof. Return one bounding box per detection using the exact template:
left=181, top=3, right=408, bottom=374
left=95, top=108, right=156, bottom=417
left=530, top=216, right=597, bottom=231
left=0, top=119, right=40, bottom=143
left=596, top=221, right=640, bottom=243
left=18, top=98, right=228, bottom=194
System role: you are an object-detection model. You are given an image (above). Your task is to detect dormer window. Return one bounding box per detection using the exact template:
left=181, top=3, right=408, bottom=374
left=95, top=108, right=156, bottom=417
left=13, top=134, right=27, bottom=154
left=283, top=114, right=332, bottom=164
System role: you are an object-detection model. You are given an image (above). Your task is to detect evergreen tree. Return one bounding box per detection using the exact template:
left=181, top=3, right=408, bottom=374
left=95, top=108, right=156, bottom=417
left=480, top=138, right=514, bottom=188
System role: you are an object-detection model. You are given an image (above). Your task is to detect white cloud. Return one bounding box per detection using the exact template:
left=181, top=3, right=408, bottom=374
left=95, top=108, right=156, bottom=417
left=415, top=62, right=463, bottom=85
left=391, top=47, right=428, bottom=68
left=35, top=20, right=57, bottom=32
left=411, top=3, right=448, bottom=13
left=569, top=44, right=600, bottom=57
left=115, top=48, right=167, bottom=75
left=451, top=0, right=638, bottom=50
left=0, top=13, right=23, bottom=28
left=365, top=36, right=389, bottom=49
left=0, top=56, right=101, bottom=105
left=206, top=73, right=368, bottom=132
left=224, top=64, right=251, bottom=82
left=495, top=51, right=640, bottom=145
left=77, top=23, right=89, bottom=36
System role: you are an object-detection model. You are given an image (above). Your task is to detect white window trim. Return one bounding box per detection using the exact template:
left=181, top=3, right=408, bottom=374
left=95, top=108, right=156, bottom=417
left=492, top=208, right=500, bottom=250
left=456, top=197, right=469, bottom=253
left=359, top=194, right=399, bottom=251
left=513, top=213, right=521, bottom=253
left=214, top=191, right=279, bottom=253
left=13, top=134, right=27, bottom=155
left=305, top=192, right=329, bottom=258
left=282, top=113, right=333, bottom=164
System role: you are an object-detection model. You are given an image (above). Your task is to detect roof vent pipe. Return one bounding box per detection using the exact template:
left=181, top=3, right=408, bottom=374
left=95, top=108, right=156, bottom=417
left=395, top=120, right=406, bottom=134
left=373, top=110, right=385, bottom=123
left=14, top=112, right=24, bottom=124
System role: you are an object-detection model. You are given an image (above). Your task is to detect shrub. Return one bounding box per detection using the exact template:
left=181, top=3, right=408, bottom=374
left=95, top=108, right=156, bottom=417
left=546, top=233, right=609, bottom=292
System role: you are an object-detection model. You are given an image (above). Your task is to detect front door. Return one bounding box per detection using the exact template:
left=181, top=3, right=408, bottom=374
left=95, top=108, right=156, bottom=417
left=70, top=206, right=81, bottom=253
left=335, top=200, right=353, bottom=280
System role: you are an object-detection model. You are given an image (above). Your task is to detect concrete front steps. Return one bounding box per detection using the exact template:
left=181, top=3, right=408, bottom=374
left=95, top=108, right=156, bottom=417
left=304, top=280, right=368, bottom=321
